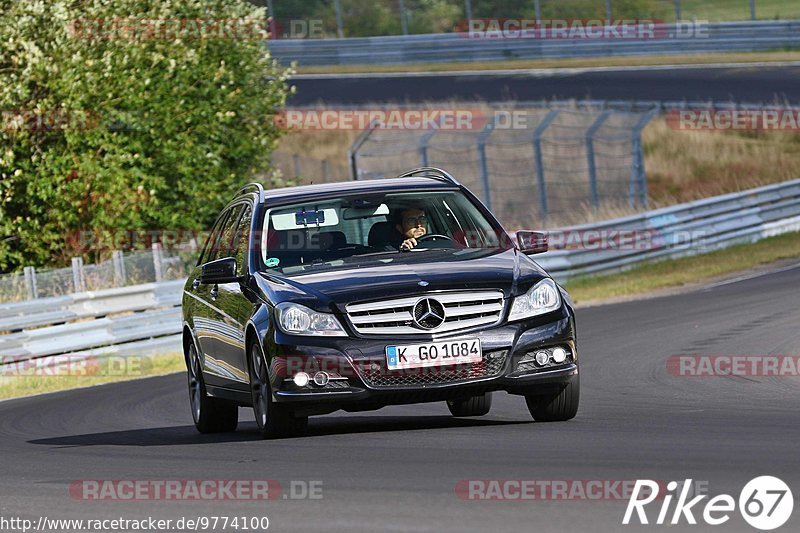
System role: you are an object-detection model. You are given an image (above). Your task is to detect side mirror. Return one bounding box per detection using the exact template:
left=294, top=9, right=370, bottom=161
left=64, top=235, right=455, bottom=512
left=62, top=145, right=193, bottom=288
left=199, top=257, right=241, bottom=284
left=516, top=231, right=548, bottom=255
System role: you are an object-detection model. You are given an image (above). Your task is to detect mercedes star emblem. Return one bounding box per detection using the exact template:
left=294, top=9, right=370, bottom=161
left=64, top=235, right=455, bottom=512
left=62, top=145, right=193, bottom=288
left=413, top=298, right=446, bottom=329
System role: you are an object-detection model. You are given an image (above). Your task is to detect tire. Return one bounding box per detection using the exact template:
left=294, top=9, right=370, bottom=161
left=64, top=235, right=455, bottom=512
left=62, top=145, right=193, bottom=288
left=187, top=343, right=239, bottom=433
left=525, top=376, right=580, bottom=422
left=249, top=344, right=308, bottom=439
left=447, top=393, right=492, bottom=417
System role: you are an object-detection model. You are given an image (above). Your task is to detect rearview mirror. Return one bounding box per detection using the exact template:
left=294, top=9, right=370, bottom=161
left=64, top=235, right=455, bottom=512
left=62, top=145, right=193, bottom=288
left=516, top=231, right=548, bottom=255
left=199, top=257, right=241, bottom=284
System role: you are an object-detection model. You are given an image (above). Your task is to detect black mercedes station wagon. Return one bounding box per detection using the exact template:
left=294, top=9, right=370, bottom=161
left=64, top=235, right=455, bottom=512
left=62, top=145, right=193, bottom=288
left=182, top=167, right=579, bottom=438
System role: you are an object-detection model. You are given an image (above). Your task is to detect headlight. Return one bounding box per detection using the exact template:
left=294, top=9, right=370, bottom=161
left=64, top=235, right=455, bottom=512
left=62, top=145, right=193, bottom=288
left=275, top=303, right=347, bottom=337
left=508, top=278, right=562, bottom=322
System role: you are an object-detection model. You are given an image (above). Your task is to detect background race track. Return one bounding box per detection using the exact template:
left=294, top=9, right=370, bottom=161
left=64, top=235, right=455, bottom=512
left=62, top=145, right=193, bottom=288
left=289, top=64, right=800, bottom=105
left=1, top=264, right=799, bottom=532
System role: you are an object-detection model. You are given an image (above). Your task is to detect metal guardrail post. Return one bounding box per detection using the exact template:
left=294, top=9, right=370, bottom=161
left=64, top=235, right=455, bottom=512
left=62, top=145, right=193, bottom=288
left=532, top=110, right=560, bottom=222
left=112, top=250, right=127, bottom=286
left=399, top=0, right=408, bottom=35
left=71, top=257, right=86, bottom=293
left=293, top=153, right=301, bottom=178
left=152, top=243, right=164, bottom=282
left=23, top=266, right=37, bottom=300
left=418, top=125, right=439, bottom=167
left=334, top=0, right=344, bottom=38
left=586, top=111, right=612, bottom=210
left=348, top=120, right=378, bottom=181
left=630, top=108, right=659, bottom=209
left=476, top=115, right=498, bottom=210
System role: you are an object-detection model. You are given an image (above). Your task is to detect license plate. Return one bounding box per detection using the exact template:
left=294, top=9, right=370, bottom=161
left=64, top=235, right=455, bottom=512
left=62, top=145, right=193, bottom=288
left=386, top=339, right=482, bottom=370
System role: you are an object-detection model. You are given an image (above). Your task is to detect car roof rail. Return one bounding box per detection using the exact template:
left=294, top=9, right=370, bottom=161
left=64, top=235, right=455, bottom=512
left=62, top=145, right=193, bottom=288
left=236, top=182, right=265, bottom=203
left=397, top=167, right=461, bottom=187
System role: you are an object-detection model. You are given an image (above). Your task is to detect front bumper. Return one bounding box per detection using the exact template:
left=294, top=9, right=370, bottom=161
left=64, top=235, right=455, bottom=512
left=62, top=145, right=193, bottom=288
left=267, top=309, right=577, bottom=413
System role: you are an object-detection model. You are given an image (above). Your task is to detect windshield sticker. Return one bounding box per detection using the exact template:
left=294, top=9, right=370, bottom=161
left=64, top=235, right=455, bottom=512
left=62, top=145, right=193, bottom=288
left=265, top=257, right=280, bottom=268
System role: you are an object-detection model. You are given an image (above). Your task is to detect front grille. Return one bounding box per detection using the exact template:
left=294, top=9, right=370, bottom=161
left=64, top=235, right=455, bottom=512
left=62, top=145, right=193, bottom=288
left=357, top=350, right=508, bottom=389
left=346, top=291, right=505, bottom=336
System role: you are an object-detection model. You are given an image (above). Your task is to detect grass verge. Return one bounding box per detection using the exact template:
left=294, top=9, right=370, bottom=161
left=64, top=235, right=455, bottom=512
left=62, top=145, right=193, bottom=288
left=678, top=0, right=800, bottom=22
left=294, top=51, right=800, bottom=75
left=565, top=231, right=800, bottom=304
left=0, top=352, right=185, bottom=401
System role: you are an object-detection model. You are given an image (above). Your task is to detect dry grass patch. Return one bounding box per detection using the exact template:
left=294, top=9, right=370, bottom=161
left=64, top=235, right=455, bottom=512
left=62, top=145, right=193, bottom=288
left=0, top=352, right=185, bottom=400
left=643, top=119, right=800, bottom=205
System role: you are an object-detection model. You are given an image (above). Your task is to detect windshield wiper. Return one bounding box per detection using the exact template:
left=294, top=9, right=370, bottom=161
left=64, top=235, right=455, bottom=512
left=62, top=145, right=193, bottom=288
left=351, top=250, right=400, bottom=258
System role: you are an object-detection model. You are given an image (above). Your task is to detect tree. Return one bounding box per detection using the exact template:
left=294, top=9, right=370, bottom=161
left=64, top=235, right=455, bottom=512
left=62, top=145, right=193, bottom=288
left=0, top=0, right=292, bottom=271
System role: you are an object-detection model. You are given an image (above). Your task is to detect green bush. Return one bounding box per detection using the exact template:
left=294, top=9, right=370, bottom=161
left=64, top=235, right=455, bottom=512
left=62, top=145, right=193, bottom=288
left=0, top=0, right=292, bottom=272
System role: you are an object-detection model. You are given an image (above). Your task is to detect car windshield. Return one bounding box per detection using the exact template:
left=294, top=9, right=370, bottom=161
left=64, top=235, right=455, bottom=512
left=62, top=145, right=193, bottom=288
left=259, top=190, right=511, bottom=275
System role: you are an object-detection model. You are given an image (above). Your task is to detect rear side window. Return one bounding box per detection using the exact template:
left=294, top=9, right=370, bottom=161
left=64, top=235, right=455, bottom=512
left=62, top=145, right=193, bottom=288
left=213, top=204, right=244, bottom=262
left=198, top=212, right=228, bottom=265
left=232, top=205, right=253, bottom=276
left=204, top=204, right=243, bottom=264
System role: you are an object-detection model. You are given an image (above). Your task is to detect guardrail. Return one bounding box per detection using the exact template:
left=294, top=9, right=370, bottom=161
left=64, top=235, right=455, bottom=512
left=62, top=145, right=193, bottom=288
left=1, top=179, right=799, bottom=368
left=0, top=280, right=185, bottom=364
left=535, top=179, right=800, bottom=280
left=268, top=20, right=800, bottom=66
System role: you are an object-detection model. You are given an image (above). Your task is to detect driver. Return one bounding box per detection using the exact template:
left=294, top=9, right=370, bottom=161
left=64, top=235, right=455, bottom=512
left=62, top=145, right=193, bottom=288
left=395, top=207, right=427, bottom=251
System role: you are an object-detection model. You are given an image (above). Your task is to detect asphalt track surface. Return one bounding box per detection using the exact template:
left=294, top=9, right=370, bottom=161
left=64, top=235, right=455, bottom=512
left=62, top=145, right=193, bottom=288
left=289, top=64, right=800, bottom=105
left=2, top=264, right=800, bottom=532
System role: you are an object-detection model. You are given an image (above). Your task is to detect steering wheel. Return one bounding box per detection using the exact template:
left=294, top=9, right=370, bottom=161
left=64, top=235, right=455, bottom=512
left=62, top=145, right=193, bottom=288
left=416, top=234, right=453, bottom=243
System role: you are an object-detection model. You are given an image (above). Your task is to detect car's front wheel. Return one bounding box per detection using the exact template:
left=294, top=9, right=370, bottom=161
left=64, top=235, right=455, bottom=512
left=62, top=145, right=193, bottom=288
left=447, top=393, right=492, bottom=417
left=187, top=343, right=238, bottom=433
left=525, top=375, right=579, bottom=422
left=250, top=344, right=308, bottom=439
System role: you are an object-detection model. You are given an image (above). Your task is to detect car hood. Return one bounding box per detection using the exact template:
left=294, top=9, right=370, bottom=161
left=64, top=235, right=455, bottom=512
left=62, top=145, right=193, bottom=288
left=255, top=248, right=548, bottom=312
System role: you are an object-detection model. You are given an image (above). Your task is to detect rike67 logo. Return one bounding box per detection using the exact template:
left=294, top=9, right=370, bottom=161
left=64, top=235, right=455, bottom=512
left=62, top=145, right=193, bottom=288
left=623, top=476, right=793, bottom=530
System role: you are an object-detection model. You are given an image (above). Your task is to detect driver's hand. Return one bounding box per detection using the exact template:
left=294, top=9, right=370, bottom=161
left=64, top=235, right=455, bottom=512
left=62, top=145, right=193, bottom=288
left=400, top=238, right=417, bottom=251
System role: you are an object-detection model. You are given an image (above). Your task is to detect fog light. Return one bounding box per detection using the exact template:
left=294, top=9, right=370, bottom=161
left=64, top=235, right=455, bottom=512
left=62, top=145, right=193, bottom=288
left=535, top=351, right=550, bottom=366
left=293, top=372, right=310, bottom=387
left=313, top=371, right=329, bottom=386
left=552, top=347, right=567, bottom=363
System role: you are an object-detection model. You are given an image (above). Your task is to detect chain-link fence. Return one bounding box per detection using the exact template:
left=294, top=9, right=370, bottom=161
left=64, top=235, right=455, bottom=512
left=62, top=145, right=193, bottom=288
left=349, top=104, right=657, bottom=228
left=0, top=245, right=196, bottom=303
left=271, top=151, right=351, bottom=184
